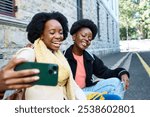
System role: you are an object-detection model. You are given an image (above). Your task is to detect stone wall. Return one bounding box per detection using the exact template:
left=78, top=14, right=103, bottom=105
left=82, top=0, right=120, bottom=56
left=0, top=0, right=120, bottom=67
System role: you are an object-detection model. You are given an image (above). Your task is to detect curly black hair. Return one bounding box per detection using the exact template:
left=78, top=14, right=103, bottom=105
left=70, top=19, right=98, bottom=40
left=26, top=12, right=69, bottom=43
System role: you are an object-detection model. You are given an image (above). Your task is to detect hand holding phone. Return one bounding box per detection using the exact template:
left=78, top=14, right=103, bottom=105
left=14, top=62, right=58, bottom=86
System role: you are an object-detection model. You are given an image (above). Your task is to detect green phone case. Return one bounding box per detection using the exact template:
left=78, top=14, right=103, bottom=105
left=15, top=62, right=58, bottom=86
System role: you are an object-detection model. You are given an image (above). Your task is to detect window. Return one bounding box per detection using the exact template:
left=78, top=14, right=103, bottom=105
left=131, top=0, right=140, bottom=4
left=97, top=1, right=101, bottom=38
left=106, top=14, right=109, bottom=42
left=77, top=0, right=82, bottom=20
left=0, top=0, right=16, bottom=17
left=0, top=54, right=3, bottom=59
left=111, top=0, right=114, bottom=10
left=112, top=20, right=114, bottom=43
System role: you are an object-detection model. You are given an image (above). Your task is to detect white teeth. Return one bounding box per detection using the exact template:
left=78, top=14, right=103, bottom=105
left=52, top=42, right=62, bottom=45
left=51, top=42, right=62, bottom=47
left=82, top=42, right=87, bottom=46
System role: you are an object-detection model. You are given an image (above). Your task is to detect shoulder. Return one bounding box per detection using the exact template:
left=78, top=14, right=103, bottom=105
left=85, top=52, right=105, bottom=65
left=63, top=46, right=73, bottom=59
left=87, top=52, right=95, bottom=60
left=15, top=47, right=35, bottom=62
left=84, top=51, right=96, bottom=61
left=63, top=45, right=72, bottom=55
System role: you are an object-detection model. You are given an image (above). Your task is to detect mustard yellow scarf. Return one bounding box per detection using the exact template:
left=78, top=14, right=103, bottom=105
left=33, top=39, right=75, bottom=99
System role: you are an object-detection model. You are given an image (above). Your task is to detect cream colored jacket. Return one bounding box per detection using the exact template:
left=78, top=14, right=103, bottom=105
left=4, top=48, right=86, bottom=100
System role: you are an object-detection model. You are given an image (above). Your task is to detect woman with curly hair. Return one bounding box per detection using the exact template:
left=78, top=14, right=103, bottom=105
left=64, top=19, right=130, bottom=100
left=3, top=12, right=86, bottom=100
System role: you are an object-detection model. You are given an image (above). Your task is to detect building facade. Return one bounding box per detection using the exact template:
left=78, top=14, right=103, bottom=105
left=0, top=0, right=120, bottom=67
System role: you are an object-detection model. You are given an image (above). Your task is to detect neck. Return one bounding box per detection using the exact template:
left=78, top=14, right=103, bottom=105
left=48, top=48, right=56, bottom=53
left=72, top=45, right=83, bottom=56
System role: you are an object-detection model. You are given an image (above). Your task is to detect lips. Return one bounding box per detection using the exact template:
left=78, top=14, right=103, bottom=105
left=81, top=41, right=87, bottom=47
left=52, top=41, right=62, bottom=47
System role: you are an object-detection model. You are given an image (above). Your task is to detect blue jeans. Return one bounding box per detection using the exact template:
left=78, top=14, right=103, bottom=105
left=83, top=78, right=125, bottom=100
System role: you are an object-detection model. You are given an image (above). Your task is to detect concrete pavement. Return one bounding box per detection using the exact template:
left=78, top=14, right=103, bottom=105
left=99, top=52, right=150, bottom=100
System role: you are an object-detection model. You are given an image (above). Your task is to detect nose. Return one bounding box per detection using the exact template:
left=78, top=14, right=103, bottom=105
left=55, top=33, right=62, bottom=39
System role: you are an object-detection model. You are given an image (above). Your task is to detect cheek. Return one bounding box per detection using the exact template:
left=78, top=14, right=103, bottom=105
left=47, top=34, right=53, bottom=40
left=60, top=35, right=64, bottom=41
left=42, top=37, right=52, bottom=47
left=75, top=36, right=82, bottom=42
left=87, top=41, right=91, bottom=45
left=75, top=39, right=81, bottom=45
left=43, top=40, right=50, bottom=48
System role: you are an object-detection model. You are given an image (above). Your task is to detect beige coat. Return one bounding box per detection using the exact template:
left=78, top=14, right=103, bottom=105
left=14, top=47, right=86, bottom=100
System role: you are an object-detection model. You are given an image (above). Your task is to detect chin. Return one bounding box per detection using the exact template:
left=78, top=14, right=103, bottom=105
left=54, top=47, right=60, bottom=51
left=49, top=47, right=59, bottom=52
left=80, top=47, right=86, bottom=50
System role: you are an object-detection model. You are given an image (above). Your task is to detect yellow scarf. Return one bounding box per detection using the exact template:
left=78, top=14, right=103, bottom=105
left=34, top=39, right=75, bottom=99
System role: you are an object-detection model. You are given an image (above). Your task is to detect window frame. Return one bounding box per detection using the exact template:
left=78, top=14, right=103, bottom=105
left=112, top=20, right=114, bottom=43
left=77, top=0, right=83, bottom=20
left=0, top=0, right=16, bottom=17
left=97, top=1, right=101, bottom=39
left=106, top=14, right=110, bottom=42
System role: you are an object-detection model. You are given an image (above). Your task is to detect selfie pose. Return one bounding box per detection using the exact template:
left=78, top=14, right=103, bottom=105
left=4, top=12, right=86, bottom=100
left=64, top=19, right=129, bottom=99
left=0, top=57, right=40, bottom=99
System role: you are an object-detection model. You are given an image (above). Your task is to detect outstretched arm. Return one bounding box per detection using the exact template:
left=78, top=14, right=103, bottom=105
left=0, top=57, right=39, bottom=98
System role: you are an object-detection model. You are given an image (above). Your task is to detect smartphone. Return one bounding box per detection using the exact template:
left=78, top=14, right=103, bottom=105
left=14, top=62, right=58, bottom=86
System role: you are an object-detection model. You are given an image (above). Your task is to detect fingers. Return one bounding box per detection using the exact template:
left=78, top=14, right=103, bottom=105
left=3, top=58, right=27, bottom=70
left=1, top=76, right=39, bottom=91
left=12, top=69, right=39, bottom=79
left=0, top=75, right=39, bottom=91
left=121, top=74, right=129, bottom=90
left=2, top=69, right=40, bottom=79
left=122, top=79, right=129, bottom=90
left=4, top=76, right=39, bottom=85
left=125, top=81, right=129, bottom=90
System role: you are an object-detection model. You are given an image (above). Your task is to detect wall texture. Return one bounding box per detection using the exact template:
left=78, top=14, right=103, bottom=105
left=0, top=0, right=120, bottom=67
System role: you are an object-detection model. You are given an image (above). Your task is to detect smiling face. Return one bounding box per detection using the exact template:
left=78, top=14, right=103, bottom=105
left=41, top=19, right=64, bottom=51
left=72, top=27, right=93, bottom=55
